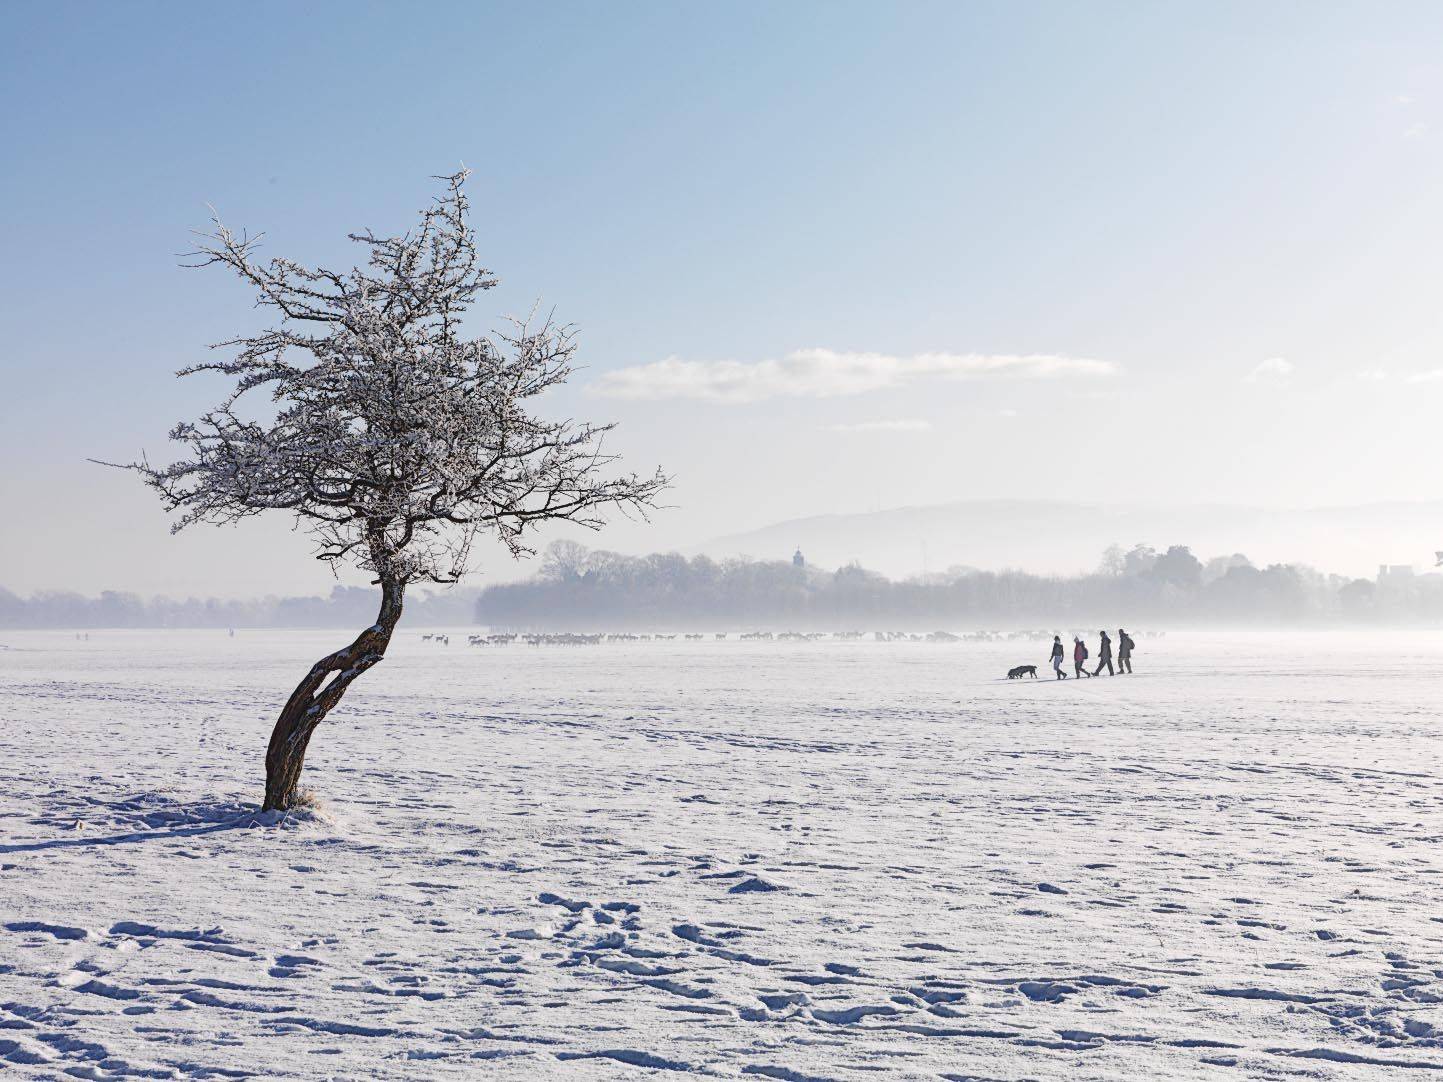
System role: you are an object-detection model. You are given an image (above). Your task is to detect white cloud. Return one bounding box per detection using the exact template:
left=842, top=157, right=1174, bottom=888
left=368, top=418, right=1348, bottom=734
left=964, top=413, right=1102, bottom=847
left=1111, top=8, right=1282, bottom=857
left=593, top=348, right=1118, bottom=402
left=1405, top=122, right=1429, bottom=140
left=1356, top=368, right=1389, bottom=382
left=824, top=419, right=933, bottom=433
left=1245, top=356, right=1294, bottom=384
left=1406, top=369, right=1443, bottom=384
left=998, top=408, right=1019, bottom=418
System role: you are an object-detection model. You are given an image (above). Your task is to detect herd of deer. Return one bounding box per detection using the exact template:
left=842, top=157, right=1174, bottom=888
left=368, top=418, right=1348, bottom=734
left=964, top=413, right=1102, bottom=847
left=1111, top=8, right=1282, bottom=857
left=415, top=628, right=1162, bottom=647
left=455, top=632, right=711, bottom=646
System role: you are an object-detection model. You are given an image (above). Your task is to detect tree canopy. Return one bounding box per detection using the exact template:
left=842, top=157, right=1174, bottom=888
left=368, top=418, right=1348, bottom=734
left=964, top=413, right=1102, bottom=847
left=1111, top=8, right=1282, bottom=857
left=124, top=171, right=666, bottom=588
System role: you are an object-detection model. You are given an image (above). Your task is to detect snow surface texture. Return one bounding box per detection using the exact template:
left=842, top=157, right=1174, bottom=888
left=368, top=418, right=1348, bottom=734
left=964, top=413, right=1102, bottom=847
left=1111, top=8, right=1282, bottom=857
left=1, top=629, right=1442, bottom=1080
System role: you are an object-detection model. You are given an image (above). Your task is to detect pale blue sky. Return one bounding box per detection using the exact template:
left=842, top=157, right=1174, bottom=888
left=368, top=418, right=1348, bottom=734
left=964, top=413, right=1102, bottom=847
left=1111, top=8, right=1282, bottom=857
left=5, top=2, right=1443, bottom=594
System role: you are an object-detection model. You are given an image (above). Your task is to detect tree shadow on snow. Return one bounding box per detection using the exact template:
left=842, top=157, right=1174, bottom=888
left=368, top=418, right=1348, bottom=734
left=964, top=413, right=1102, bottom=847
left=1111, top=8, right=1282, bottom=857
left=0, top=791, right=314, bottom=855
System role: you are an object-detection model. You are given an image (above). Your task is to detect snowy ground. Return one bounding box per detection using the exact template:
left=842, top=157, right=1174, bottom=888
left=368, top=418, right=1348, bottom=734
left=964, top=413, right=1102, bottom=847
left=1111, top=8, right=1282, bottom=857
left=2, top=629, right=1443, bottom=1080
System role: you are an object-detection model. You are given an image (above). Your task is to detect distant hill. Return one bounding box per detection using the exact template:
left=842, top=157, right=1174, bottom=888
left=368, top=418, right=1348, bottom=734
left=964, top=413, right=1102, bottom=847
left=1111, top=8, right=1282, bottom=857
left=698, top=500, right=1443, bottom=580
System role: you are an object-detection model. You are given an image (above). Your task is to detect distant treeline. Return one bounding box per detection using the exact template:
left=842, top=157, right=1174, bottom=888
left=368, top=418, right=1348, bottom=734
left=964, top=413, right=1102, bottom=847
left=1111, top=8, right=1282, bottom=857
left=0, top=585, right=479, bottom=629
left=5, top=542, right=1438, bottom=630
left=475, top=541, right=1439, bottom=630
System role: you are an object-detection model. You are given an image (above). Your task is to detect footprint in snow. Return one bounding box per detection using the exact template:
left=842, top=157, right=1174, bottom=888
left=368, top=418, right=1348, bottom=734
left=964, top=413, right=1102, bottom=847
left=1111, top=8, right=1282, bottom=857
left=5, top=921, right=88, bottom=941
left=729, top=877, right=782, bottom=894
left=537, top=892, right=590, bottom=913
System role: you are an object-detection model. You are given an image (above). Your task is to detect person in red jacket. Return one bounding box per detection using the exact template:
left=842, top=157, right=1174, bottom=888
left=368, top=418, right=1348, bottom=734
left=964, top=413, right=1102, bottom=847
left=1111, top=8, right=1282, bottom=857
left=1072, top=636, right=1091, bottom=678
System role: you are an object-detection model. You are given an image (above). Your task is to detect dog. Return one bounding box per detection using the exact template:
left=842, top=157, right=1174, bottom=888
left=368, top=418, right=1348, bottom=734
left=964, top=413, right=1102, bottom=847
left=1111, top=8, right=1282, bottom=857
left=1007, top=665, right=1038, bottom=680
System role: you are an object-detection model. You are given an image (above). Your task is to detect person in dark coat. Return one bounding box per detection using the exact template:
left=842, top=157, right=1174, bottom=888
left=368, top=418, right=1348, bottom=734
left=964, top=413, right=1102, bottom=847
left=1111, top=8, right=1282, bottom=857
left=1050, top=635, right=1067, bottom=679
left=1093, top=630, right=1114, bottom=676
left=1072, top=636, right=1091, bottom=678
left=1117, top=628, right=1134, bottom=673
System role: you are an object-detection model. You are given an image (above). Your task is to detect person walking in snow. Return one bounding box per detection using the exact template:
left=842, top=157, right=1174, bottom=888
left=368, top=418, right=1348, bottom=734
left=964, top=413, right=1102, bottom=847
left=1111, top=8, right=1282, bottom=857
left=1117, top=628, right=1134, bottom=674
left=1093, top=630, right=1114, bottom=676
left=1090, top=631, right=1113, bottom=675
left=1050, top=635, right=1067, bottom=679
left=1073, top=636, right=1091, bottom=678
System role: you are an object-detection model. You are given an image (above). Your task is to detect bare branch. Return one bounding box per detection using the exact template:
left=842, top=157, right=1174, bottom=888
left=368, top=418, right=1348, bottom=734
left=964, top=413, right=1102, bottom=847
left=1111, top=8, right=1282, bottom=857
left=111, top=172, right=669, bottom=587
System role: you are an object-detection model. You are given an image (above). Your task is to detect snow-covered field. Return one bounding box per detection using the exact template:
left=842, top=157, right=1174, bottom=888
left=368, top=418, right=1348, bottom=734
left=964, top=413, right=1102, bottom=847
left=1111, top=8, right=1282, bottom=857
left=2, top=629, right=1442, bottom=1080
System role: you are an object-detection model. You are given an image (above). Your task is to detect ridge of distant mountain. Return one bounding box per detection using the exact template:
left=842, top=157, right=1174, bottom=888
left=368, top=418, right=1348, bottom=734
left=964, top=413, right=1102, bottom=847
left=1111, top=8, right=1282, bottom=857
left=698, top=499, right=1443, bottom=580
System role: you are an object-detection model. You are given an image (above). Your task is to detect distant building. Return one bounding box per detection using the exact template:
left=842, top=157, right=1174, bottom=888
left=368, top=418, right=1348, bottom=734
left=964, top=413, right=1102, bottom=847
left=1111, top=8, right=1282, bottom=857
left=1378, top=564, right=1414, bottom=581
left=793, top=547, right=805, bottom=568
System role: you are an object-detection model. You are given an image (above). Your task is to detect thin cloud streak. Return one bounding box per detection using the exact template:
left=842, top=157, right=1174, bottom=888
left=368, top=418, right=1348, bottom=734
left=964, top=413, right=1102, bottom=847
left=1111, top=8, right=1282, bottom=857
left=593, top=348, right=1118, bottom=402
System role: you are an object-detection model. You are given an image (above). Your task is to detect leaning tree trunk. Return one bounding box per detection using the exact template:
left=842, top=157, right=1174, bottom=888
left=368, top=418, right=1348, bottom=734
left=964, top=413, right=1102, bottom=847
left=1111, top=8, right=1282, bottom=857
left=263, top=575, right=404, bottom=810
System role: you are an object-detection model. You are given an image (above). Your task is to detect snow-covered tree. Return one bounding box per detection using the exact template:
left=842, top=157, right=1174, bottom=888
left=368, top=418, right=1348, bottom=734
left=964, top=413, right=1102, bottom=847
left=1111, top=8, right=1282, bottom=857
left=115, top=173, right=667, bottom=810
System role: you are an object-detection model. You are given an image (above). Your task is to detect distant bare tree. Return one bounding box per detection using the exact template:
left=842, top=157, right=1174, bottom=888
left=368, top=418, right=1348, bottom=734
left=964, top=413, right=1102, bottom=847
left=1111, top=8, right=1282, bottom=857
left=1097, top=544, right=1126, bottom=576
left=539, top=539, right=592, bottom=581
left=110, top=173, right=667, bottom=810
left=1122, top=543, right=1158, bottom=576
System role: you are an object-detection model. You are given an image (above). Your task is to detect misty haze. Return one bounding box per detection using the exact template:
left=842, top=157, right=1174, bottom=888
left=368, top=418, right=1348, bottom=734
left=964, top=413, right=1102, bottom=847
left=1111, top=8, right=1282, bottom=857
left=5, top=4, right=1443, bottom=1080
